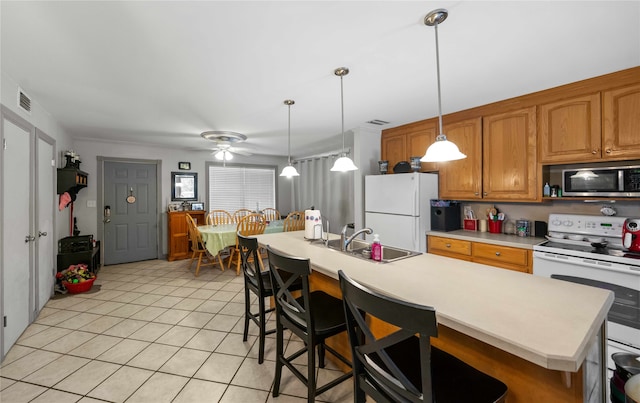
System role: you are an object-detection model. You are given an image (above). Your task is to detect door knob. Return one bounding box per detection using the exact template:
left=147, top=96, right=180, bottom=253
left=24, top=235, right=36, bottom=243
left=38, top=231, right=47, bottom=237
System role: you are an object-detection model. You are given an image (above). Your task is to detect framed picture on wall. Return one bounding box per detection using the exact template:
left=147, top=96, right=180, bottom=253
left=171, top=172, right=198, bottom=201
left=178, top=161, right=191, bottom=170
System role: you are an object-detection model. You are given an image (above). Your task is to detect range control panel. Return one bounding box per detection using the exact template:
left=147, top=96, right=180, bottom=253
left=547, top=214, right=627, bottom=238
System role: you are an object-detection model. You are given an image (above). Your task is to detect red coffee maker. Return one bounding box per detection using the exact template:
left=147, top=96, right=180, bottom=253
left=622, top=218, right=640, bottom=252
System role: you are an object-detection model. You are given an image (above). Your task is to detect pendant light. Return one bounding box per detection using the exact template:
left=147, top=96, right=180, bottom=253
left=280, top=99, right=300, bottom=178
left=420, top=9, right=467, bottom=163
left=330, top=67, right=358, bottom=172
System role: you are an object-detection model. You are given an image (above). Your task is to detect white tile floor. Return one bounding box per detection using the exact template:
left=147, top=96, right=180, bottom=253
left=0, top=259, right=354, bottom=403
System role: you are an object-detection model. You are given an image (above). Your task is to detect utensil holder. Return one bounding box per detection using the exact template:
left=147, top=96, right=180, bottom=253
left=488, top=220, right=503, bottom=234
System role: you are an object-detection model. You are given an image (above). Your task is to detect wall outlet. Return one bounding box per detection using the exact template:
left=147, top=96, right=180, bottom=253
left=87, top=200, right=96, bottom=208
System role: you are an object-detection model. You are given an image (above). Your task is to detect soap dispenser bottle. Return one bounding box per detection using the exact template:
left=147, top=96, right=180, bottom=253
left=371, top=234, right=382, bottom=261
left=543, top=182, right=551, bottom=197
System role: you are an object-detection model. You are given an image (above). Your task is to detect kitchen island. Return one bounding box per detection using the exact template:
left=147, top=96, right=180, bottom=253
left=255, top=231, right=613, bottom=403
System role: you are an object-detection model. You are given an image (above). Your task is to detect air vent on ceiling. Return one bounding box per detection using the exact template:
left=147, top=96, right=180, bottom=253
left=366, top=119, right=389, bottom=126
left=18, top=88, right=31, bottom=114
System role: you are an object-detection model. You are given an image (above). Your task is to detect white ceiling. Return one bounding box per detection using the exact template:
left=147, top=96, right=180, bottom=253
left=2, top=1, right=639, bottom=158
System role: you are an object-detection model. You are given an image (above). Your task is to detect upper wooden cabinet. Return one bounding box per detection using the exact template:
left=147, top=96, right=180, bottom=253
left=380, top=119, right=437, bottom=173
left=438, top=118, right=483, bottom=199
left=482, top=107, right=538, bottom=201
left=603, top=83, right=640, bottom=160
left=539, top=84, right=640, bottom=163
left=538, top=93, right=601, bottom=163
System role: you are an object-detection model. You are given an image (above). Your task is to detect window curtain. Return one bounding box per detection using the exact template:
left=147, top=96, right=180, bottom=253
left=292, top=155, right=353, bottom=235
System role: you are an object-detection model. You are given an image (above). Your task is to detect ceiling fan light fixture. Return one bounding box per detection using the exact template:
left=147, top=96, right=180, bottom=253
left=421, top=9, right=466, bottom=163
left=331, top=67, right=358, bottom=172
left=214, top=150, right=233, bottom=161
left=280, top=99, right=300, bottom=178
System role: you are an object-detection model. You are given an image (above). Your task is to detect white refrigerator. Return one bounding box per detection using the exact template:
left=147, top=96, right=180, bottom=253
left=364, top=172, right=438, bottom=252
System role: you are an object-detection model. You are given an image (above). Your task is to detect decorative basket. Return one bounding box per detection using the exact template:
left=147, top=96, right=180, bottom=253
left=62, top=278, right=95, bottom=294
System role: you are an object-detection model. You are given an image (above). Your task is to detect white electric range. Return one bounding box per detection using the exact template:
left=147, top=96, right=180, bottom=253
left=532, top=214, right=640, bottom=401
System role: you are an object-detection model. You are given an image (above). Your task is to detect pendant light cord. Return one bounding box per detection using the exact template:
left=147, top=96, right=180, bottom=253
left=287, top=103, right=292, bottom=164
left=340, top=74, right=345, bottom=155
left=434, top=21, right=444, bottom=137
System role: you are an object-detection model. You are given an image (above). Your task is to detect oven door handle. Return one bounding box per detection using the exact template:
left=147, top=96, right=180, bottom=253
left=533, top=251, right=640, bottom=275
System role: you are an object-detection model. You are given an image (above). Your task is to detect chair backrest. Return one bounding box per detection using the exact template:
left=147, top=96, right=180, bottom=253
left=238, top=234, right=266, bottom=291
left=233, top=208, right=253, bottom=223
left=262, top=207, right=281, bottom=222
left=237, top=213, right=266, bottom=237
left=283, top=211, right=305, bottom=232
left=206, top=209, right=233, bottom=225
left=267, top=245, right=313, bottom=332
left=338, top=270, right=438, bottom=403
left=185, top=213, right=205, bottom=252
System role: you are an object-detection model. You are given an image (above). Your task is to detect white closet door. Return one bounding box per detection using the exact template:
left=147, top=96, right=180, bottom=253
left=2, top=115, right=33, bottom=354
left=36, top=134, right=54, bottom=311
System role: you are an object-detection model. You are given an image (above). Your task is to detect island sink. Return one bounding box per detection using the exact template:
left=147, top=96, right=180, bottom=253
left=315, top=238, right=421, bottom=263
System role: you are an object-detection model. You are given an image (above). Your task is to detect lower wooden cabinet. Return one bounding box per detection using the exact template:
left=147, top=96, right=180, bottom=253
left=167, top=210, right=205, bottom=261
left=428, top=235, right=532, bottom=273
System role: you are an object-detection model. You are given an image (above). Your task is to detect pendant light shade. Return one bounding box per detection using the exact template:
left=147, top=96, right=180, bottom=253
left=280, top=99, right=300, bottom=178
left=420, top=9, right=467, bottom=163
left=330, top=67, right=358, bottom=172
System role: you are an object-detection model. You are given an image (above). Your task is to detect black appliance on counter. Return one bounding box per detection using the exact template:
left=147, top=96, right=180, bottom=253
left=430, top=200, right=461, bottom=232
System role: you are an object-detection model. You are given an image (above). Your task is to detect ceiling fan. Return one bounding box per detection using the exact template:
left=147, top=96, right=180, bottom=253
left=200, top=131, right=252, bottom=160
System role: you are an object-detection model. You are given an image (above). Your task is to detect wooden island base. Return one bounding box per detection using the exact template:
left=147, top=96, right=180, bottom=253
left=309, top=270, right=585, bottom=403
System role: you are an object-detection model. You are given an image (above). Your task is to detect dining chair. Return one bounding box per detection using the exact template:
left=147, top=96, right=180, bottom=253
left=283, top=210, right=305, bottom=232
left=267, top=246, right=353, bottom=403
left=338, top=270, right=508, bottom=403
left=206, top=209, right=233, bottom=225
left=229, top=213, right=266, bottom=274
left=185, top=213, right=224, bottom=276
left=261, top=207, right=281, bottom=222
left=232, top=208, right=253, bottom=223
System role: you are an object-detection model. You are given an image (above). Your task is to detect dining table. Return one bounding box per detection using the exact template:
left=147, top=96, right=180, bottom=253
left=198, top=219, right=284, bottom=257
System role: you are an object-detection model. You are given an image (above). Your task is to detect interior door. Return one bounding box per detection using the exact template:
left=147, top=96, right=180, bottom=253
left=104, top=161, right=158, bottom=265
left=2, top=109, right=33, bottom=355
left=36, top=131, right=55, bottom=311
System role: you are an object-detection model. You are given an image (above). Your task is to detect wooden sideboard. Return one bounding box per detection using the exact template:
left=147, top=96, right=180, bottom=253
left=167, top=210, right=205, bottom=261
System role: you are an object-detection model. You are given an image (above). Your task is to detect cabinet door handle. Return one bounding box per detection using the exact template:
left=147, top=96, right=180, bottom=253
left=445, top=243, right=451, bottom=248
left=38, top=231, right=47, bottom=237
left=474, top=192, right=479, bottom=196
left=605, top=149, right=611, bottom=154
left=483, top=192, right=488, bottom=196
left=24, top=235, right=36, bottom=243
left=592, top=150, right=597, bottom=154
left=495, top=251, right=501, bottom=256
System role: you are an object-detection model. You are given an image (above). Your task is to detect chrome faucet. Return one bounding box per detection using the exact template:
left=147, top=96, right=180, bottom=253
left=341, top=225, right=373, bottom=251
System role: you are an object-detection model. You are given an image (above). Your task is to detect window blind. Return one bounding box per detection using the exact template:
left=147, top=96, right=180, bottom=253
left=207, top=165, right=276, bottom=212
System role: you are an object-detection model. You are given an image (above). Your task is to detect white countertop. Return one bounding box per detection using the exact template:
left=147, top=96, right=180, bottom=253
left=428, top=230, right=545, bottom=249
left=256, top=231, right=613, bottom=372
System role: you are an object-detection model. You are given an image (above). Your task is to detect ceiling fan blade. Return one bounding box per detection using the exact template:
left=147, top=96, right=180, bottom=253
left=231, top=149, right=252, bottom=156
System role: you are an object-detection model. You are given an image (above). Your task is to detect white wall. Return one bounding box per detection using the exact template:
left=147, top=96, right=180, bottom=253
left=353, top=126, right=382, bottom=230
left=73, top=138, right=291, bottom=255
left=1, top=71, right=74, bottom=241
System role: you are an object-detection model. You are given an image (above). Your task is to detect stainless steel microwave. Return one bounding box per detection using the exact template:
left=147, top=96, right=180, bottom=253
left=562, top=165, right=640, bottom=197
